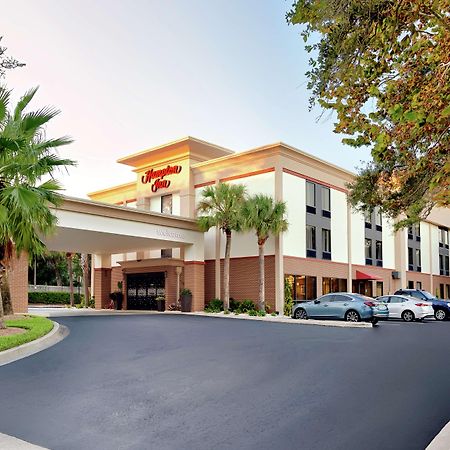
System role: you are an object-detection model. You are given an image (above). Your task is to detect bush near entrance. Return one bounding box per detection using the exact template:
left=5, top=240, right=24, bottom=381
left=28, top=292, right=84, bottom=305
left=204, top=298, right=257, bottom=314
left=0, top=316, right=54, bottom=352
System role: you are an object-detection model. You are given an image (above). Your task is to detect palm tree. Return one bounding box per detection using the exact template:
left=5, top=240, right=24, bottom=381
left=197, top=182, right=246, bottom=311
left=241, top=195, right=288, bottom=312
left=0, top=86, right=74, bottom=328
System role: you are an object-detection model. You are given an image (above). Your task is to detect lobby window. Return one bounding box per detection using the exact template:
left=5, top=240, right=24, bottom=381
left=365, top=238, right=372, bottom=265
left=408, top=280, right=414, bottom=289
left=376, top=281, right=383, bottom=297
left=306, top=225, right=316, bottom=258
left=161, top=194, right=173, bottom=215
left=375, top=240, right=383, bottom=267
left=321, top=187, right=331, bottom=218
left=322, top=229, right=331, bottom=259
left=292, top=275, right=317, bottom=301
left=306, top=182, right=316, bottom=214
left=416, top=281, right=422, bottom=290
left=322, top=277, right=347, bottom=295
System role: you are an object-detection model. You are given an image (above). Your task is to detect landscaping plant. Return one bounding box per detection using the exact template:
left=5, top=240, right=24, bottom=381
left=0, top=86, right=74, bottom=328
left=241, top=195, right=288, bottom=312
left=197, top=183, right=246, bottom=311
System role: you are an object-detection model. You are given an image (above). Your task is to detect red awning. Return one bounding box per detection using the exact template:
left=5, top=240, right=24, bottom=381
left=355, top=270, right=382, bottom=281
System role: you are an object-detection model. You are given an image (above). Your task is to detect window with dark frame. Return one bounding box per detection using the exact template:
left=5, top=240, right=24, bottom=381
left=161, top=194, right=173, bottom=215
left=306, top=182, right=316, bottom=213
left=290, top=274, right=317, bottom=301
left=306, top=225, right=316, bottom=257
left=364, top=210, right=372, bottom=228
left=415, top=248, right=421, bottom=270
left=321, top=187, right=330, bottom=217
left=408, top=247, right=414, bottom=269
left=376, top=240, right=383, bottom=264
left=322, top=228, right=331, bottom=259
left=365, top=238, right=372, bottom=263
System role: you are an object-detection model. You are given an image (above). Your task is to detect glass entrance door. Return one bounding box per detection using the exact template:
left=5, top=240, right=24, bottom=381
left=126, top=272, right=165, bottom=310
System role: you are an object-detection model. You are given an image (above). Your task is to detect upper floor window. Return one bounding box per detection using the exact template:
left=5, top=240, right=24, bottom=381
left=306, top=225, right=316, bottom=257
left=408, top=247, right=414, bottom=268
left=306, top=182, right=316, bottom=214
left=365, top=238, right=372, bottom=262
left=415, top=248, right=421, bottom=270
left=161, top=194, right=173, bottom=215
left=364, top=210, right=372, bottom=229
left=375, top=209, right=382, bottom=230
left=376, top=240, right=383, bottom=263
left=439, top=227, right=449, bottom=247
left=321, top=187, right=330, bottom=214
left=322, top=229, right=331, bottom=258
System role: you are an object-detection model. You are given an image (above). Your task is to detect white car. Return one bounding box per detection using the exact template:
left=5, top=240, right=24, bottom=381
left=375, top=294, right=434, bottom=322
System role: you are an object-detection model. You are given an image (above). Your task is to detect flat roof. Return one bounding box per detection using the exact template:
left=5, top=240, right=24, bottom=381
left=117, top=136, right=234, bottom=167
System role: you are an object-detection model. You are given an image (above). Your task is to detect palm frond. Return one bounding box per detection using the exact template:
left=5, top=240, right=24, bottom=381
left=0, top=86, right=11, bottom=123
left=13, top=86, right=39, bottom=121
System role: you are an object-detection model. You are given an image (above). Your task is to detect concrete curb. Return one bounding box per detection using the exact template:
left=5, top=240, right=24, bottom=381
left=0, top=321, right=69, bottom=367
left=164, top=311, right=373, bottom=328
left=0, top=432, right=48, bottom=449
left=427, top=421, right=450, bottom=449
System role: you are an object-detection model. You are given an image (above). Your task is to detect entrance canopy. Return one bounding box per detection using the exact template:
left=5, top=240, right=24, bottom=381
left=355, top=270, right=382, bottom=281
left=44, top=197, right=204, bottom=261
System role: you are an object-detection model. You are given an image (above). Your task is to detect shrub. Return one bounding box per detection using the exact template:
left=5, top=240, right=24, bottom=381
left=223, top=310, right=230, bottom=315
left=284, top=277, right=294, bottom=316
left=256, top=310, right=266, bottom=317
left=229, top=298, right=242, bottom=312
left=248, top=309, right=257, bottom=316
left=204, top=298, right=223, bottom=313
left=239, top=299, right=256, bottom=313
left=271, top=312, right=277, bottom=316
left=28, top=291, right=83, bottom=305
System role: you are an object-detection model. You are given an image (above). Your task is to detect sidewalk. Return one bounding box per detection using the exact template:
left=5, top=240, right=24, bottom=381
left=28, top=307, right=372, bottom=328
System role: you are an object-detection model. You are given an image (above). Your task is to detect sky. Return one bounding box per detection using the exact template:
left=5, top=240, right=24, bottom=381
left=1, top=0, right=371, bottom=198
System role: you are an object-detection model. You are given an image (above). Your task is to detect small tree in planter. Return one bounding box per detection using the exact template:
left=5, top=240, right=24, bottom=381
left=109, top=281, right=123, bottom=310
left=180, top=288, right=192, bottom=312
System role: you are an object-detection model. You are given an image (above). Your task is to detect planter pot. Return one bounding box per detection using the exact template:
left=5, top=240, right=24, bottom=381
left=156, top=299, right=165, bottom=312
left=180, top=294, right=192, bottom=312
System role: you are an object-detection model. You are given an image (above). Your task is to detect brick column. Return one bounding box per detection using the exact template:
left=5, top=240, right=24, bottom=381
left=184, top=262, right=205, bottom=311
left=94, top=268, right=111, bottom=309
left=9, top=252, right=29, bottom=314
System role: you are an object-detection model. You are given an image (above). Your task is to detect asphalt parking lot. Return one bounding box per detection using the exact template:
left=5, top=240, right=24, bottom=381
left=0, top=315, right=449, bottom=450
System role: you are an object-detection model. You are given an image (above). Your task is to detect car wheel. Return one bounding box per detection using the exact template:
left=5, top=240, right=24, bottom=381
left=435, top=309, right=447, bottom=321
left=402, top=310, right=415, bottom=322
left=294, top=308, right=307, bottom=320
left=345, top=310, right=361, bottom=322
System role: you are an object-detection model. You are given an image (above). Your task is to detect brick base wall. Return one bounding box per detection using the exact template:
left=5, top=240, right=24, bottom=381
left=184, top=262, right=205, bottom=311
left=9, top=252, right=28, bottom=314
left=94, top=268, right=111, bottom=309
left=204, top=256, right=276, bottom=312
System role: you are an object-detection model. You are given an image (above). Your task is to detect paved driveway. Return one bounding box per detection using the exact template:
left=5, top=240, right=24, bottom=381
left=0, top=315, right=449, bottom=450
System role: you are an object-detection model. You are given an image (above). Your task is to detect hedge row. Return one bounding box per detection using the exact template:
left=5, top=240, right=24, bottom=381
left=28, top=291, right=84, bottom=305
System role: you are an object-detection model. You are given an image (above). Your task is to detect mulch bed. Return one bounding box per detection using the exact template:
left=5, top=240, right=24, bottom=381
left=0, top=327, right=26, bottom=337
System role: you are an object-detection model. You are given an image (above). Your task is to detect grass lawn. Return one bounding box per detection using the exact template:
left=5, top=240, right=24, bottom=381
left=0, top=316, right=54, bottom=352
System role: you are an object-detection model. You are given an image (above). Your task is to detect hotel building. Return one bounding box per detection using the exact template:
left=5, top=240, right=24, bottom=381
left=88, top=137, right=450, bottom=311
left=8, top=137, right=450, bottom=313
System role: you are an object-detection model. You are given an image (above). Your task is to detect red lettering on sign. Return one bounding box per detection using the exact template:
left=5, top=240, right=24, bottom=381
left=141, top=165, right=182, bottom=192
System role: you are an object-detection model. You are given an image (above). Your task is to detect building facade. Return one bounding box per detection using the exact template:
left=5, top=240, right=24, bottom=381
left=84, top=136, right=450, bottom=312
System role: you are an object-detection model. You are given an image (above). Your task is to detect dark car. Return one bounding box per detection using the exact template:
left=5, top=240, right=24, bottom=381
left=394, top=289, right=450, bottom=321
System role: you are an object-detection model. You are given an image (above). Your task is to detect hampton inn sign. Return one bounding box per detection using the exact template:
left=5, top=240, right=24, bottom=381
left=141, top=164, right=182, bottom=192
